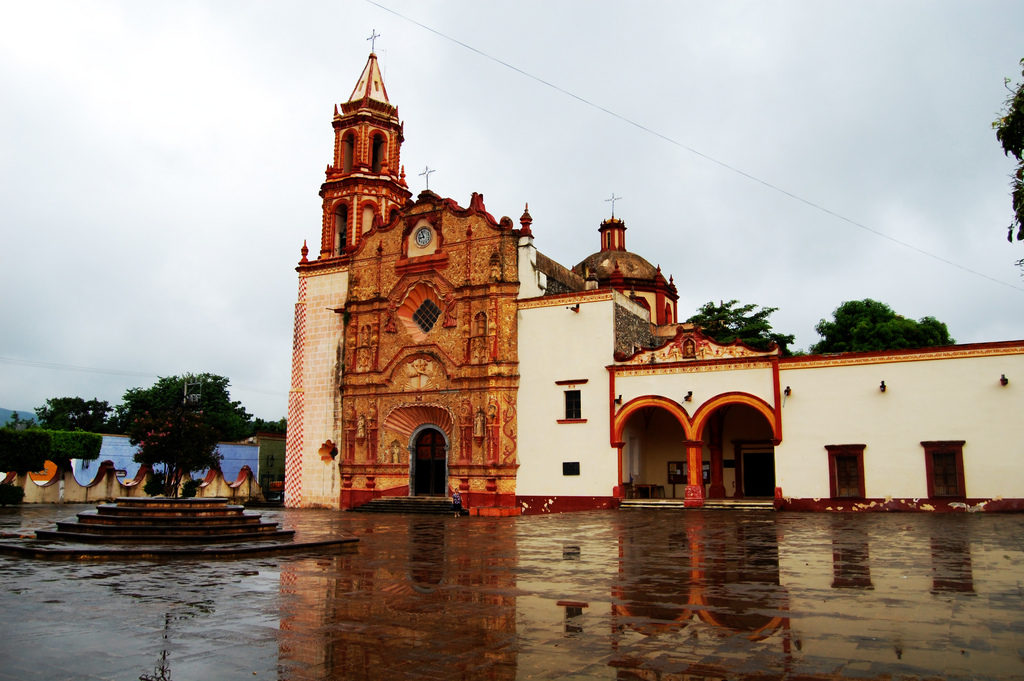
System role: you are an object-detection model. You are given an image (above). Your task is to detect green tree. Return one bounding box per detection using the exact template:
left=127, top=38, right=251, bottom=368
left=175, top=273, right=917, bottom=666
left=811, top=299, right=954, bottom=354
left=35, top=397, right=113, bottom=432
left=3, top=411, right=36, bottom=430
left=114, top=373, right=252, bottom=441
left=251, top=416, right=287, bottom=436
left=686, top=300, right=796, bottom=356
left=994, top=58, right=1024, bottom=269
left=118, top=373, right=250, bottom=496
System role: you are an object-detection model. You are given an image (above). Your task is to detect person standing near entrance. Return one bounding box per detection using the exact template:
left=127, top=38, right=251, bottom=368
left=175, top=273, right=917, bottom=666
left=452, top=490, right=462, bottom=517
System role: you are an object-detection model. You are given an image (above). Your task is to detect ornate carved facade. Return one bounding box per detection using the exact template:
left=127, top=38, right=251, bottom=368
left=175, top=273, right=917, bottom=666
left=287, top=53, right=521, bottom=510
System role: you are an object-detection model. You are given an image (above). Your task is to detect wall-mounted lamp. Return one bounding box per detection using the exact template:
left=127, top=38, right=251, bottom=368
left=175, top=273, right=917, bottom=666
left=567, top=304, right=580, bottom=313
left=879, top=380, right=886, bottom=393
left=1000, top=374, right=1009, bottom=386
left=615, top=395, right=622, bottom=404
left=783, top=386, right=792, bottom=397
left=684, top=391, right=693, bottom=402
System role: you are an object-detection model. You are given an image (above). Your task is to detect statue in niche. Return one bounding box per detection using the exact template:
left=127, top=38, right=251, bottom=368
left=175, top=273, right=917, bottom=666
left=489, top=252, right=501, bottom=281
left=474, top=408, right=485, bottom=438
left=359, top=324, right=371, bottom=347
left=443, top=298, right=458, bottom=327
left=487, top=400, right=497, bottom=422
left=356, top=414, right=366, bottom=440
left=384, top=306, right=397, bottom=333
left=345, top=332, right=357, bottom=366
left=683, top=338, right=696, bottom=359
left=388, top=439, right=402, bottom=464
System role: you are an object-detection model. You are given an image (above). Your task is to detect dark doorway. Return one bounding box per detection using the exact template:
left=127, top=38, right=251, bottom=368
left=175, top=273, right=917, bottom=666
left=413, top=428, right=447, bottom=496
left=743, top=451, right=776, bottom=497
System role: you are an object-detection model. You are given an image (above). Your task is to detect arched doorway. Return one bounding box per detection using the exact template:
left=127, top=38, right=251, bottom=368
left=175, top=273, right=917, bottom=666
left=697, top=402, right=776, bottom=499
left=412, top=427, right=447, bottom=496
left=619, top=404, right=689, bottom=499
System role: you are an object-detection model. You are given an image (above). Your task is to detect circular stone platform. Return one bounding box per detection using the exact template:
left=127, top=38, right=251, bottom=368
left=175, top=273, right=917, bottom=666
left=0, top=497, right=357, bottom=560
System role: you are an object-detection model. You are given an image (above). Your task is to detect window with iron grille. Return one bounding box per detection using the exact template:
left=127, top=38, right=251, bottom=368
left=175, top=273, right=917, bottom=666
left=412, top=299, right=441, bottom=334
left=922, top=440, right=966, bottom=498
left=564, top=390, right=581, bottom=420
left=825, top=444, right=865, bottom=498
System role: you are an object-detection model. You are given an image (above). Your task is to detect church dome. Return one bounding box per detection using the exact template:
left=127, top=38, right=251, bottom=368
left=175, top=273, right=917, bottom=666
left=573, top=249, right=660, bottom=282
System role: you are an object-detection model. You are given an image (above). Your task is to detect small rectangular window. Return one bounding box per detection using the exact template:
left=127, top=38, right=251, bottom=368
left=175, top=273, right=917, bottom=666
left=922, top=441, right=966, bottom=498
left=562, top=461, right=580, bottom=476
left=825, top=444, right=866, bottom=499
left=564, top=390, right=581, bottom=420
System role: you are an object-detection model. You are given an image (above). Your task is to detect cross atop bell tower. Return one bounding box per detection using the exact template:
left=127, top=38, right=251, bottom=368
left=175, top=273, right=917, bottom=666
left=318, top=51, right=411, bottom=259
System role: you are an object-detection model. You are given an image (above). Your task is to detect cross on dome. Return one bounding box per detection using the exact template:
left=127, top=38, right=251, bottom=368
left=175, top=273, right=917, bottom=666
left=367, top=29, right=380, bottom=52
left=605, top=193, right=622, bottom=217
left=419, top=166, right=436, bottom=190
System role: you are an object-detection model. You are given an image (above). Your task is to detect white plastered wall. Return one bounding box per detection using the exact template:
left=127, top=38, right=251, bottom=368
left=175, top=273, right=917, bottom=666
left=776, top=351, right=1024, bottom=500
left=516, top=295, right=617, bottom=498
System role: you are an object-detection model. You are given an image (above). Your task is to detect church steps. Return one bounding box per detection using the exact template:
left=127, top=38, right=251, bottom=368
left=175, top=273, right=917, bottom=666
left=349, top=497, right=458, bottom=515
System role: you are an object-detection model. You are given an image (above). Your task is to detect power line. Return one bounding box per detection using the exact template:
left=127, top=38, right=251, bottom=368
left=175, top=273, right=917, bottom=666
left=0, top=357, right=286, bottom=398
left=365, top=0, right=1024, bottom=293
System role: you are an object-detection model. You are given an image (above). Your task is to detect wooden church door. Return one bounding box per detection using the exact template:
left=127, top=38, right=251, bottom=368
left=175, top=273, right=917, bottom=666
left=414, top=429, right=447, bottom=496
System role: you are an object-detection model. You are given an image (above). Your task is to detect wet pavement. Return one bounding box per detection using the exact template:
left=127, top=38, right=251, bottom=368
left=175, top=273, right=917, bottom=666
left=1, top=505, right=1023, bottom=681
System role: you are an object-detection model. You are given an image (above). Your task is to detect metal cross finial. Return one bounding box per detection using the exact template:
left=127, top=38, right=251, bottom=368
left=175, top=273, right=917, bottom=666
left=605, top=193, right=623, bottom=217
left=367, top=29, right=381, bottom=52
left=419, top=165, right=436, bottom=190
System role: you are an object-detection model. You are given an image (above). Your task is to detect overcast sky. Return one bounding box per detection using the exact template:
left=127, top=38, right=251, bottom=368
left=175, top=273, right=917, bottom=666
left=2, top=0, right=1023, bottom=421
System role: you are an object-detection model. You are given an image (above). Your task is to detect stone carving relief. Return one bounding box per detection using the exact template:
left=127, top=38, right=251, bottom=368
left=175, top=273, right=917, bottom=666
left=403, top=357, right=437, bottom=390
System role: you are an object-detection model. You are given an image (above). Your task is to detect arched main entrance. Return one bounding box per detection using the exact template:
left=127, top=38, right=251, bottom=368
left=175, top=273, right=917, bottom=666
left=412, top=427, right=447, bottom=496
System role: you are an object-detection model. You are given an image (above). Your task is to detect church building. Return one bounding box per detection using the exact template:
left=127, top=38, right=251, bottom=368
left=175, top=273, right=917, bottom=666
left=285, top=53, right=1024, bottom=514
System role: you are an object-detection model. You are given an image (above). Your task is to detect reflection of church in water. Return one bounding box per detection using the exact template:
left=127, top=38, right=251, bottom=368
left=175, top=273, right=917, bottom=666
left=285, top=51, right=1024, bottom=514
left=277, top=513, right=983, bottom=680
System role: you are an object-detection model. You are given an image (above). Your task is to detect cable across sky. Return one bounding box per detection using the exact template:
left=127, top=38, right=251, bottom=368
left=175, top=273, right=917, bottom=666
left=367, top=0, right=1024, bottom=293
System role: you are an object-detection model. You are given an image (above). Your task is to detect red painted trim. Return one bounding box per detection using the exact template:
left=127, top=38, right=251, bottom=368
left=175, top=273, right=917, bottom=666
left=556, top=418, right=588, bottom=424
left=555, top=379, right=589, bottom=385
left=613, top=395, right=694, bottom=442
left=771, top=357, right=783, bottom=444
left=777, top=497, right=1024, bottom=512
left=779, top=339, right=1024, bottom=366
left=691, top=392, right=777, bottom=441
left=517, top=495, right=619, bottom=514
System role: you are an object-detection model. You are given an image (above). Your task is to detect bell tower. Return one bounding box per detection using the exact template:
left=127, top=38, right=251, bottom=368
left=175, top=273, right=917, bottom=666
left=318, top=52, right=411, bottom=259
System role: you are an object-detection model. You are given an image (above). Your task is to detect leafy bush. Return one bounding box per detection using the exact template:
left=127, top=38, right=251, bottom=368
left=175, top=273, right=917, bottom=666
left=49, top=431, right=103, bottom=468
left=0, top=482, right=25, bottom=506
left=0, top=430, right=51, bottom=474
left=180, top=478, right=201, bottom=498
left=143, top=472, right=166, bottom=497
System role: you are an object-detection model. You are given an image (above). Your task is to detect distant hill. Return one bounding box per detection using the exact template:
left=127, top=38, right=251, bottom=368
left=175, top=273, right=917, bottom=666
left=0, top=407, right=36, bottom=426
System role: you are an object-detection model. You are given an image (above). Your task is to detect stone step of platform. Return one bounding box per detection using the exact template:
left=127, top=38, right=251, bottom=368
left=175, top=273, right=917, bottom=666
left=37, top=496, right=294, bottom=544
left=620, top=498, right=775, bottom=511
left=34, top=528, right=296, bottom=544
left=350, top=496, right=458, bottom=515
left=75, top=512, right=261, bottom=527
left=55, top=520, right=280, bottom=536
left=93, top=503, right=248, bottom=518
